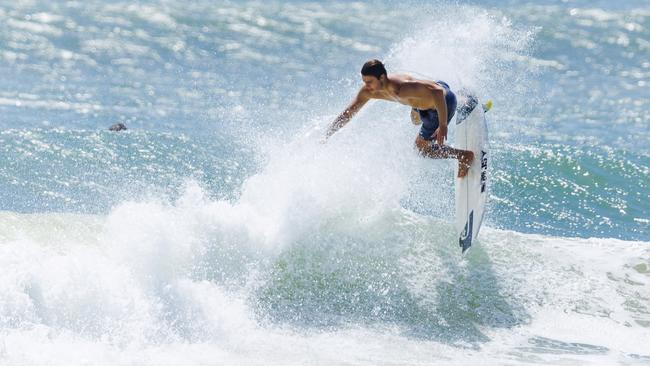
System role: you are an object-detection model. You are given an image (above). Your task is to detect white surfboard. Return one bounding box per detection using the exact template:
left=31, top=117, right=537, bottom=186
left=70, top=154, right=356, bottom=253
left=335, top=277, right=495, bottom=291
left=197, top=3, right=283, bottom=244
left=454, top=95, right=489, bottom=254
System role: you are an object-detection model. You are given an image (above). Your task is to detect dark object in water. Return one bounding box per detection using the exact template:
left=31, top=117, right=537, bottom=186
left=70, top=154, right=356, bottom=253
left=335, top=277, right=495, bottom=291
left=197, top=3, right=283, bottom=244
left=109, top=123, right=127, bottom=131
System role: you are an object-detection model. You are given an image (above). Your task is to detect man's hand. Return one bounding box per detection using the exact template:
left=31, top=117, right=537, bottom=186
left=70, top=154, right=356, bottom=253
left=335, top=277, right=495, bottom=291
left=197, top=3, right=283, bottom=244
left=410, top=108, right=421, bottom=125
left=435, top=123, right=447, bottom=146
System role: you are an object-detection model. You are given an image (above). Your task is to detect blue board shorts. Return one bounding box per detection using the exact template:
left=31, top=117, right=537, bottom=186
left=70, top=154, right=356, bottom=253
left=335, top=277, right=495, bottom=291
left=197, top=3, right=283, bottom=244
left=416, top=81, right=457, bottom=141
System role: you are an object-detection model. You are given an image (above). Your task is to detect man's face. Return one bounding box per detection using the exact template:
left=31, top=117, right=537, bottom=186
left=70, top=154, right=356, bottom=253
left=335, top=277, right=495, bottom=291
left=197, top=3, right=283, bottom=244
left=362, top=75, right=382, bottom=92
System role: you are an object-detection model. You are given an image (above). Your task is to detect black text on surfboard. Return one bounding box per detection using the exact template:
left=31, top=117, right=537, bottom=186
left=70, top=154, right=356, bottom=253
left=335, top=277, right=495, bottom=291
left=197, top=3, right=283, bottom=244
left=480, top=150, right=488, bottom=193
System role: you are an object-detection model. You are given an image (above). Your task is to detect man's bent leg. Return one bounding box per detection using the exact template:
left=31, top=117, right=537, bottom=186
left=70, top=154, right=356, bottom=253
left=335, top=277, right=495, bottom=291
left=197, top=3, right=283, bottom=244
left=414, top=135, right=474, bottom=178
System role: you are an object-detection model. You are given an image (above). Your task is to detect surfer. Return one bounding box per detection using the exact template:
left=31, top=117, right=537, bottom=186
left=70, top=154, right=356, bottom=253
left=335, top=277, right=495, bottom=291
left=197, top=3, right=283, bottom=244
left=325, top=59, right=474, bottom=177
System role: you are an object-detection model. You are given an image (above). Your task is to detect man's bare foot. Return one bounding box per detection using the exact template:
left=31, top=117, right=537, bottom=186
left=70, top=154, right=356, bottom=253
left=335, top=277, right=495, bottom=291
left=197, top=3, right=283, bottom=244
left=458, top=151, right=474, bottom=178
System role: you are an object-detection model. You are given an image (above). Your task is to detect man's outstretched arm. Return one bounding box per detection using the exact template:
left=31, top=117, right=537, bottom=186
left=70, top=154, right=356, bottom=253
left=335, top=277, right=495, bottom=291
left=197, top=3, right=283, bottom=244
left=325, top=90, right=369, bottom=139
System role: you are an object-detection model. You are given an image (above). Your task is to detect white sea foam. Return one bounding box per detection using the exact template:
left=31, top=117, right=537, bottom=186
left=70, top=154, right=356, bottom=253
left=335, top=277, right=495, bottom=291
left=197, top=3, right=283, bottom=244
left=1, top=206, right=648, bottom=365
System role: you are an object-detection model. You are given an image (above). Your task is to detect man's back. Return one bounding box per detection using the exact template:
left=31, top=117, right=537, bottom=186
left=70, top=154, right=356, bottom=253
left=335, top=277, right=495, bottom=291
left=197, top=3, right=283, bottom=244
left=361, top=74, right=446, bottom=111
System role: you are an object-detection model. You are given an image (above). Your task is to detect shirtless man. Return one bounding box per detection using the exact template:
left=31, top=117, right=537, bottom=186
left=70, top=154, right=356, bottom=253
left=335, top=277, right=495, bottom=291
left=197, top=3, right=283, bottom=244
left=325, top=59, right=474, bottom=177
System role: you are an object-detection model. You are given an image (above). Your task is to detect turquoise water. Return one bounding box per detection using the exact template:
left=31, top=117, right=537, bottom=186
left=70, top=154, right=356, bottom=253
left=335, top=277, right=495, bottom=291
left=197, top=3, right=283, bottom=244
left=1, top=1, right=649, bottom=365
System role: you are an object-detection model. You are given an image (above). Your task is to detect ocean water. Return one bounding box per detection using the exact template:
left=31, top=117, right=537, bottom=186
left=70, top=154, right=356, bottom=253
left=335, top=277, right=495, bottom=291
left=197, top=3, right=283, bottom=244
left=0, top=0, right=649, bottom=365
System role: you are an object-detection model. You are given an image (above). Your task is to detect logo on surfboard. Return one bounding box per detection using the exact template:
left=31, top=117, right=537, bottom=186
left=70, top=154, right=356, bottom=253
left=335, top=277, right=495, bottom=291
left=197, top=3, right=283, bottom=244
left=459, top=210, right=474, bottom=253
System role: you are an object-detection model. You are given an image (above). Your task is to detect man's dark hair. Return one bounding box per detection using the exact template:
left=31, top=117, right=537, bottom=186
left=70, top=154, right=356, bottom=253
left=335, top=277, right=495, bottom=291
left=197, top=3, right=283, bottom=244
left=361, top=59, right=387, bottom=79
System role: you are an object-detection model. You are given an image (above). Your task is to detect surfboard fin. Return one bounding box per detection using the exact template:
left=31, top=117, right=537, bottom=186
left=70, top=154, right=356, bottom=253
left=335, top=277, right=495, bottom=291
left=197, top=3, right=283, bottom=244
left=482, top=99, right=493, bottom=113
